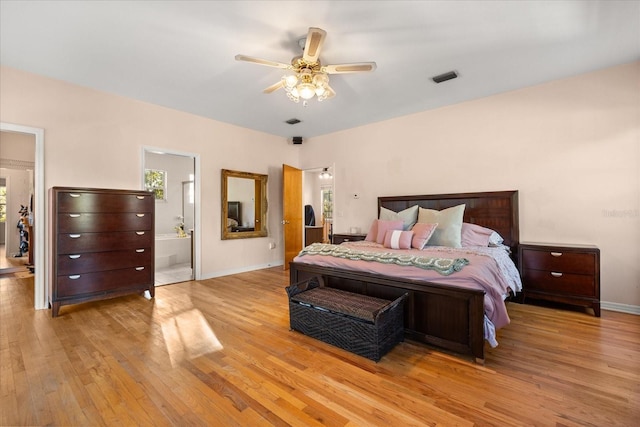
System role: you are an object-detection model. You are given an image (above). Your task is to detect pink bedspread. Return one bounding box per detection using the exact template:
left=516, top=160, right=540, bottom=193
left=293, top=241, right=518, bottom=330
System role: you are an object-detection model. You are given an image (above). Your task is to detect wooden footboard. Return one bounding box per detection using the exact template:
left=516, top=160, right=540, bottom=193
left=290, top=261, right=486, bottom=363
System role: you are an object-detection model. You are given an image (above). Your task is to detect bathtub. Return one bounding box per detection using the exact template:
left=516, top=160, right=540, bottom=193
left=155, top=233, right=192, bottom=268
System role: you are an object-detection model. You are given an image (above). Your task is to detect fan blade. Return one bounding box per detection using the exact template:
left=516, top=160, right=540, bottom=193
left=302, top=27, right=326, bottom=64
left=235, top=54, right=291, bottom=70
left=263, top=81, right=284, bottom=94
left=322, top=62, right=377, bottom=74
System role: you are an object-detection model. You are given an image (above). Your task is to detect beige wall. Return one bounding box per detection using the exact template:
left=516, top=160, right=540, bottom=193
left=300, top=61, right=640, bottom=309
left=0, top=66, right=298, bottom=280
left=1, top=61, right=638, bottom=310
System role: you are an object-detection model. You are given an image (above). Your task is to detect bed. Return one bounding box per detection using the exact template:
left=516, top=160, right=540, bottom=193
left=289, top=190, right=520, bottom=363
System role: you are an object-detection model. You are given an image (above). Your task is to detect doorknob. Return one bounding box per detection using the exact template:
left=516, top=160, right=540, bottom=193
left=282, top=219, right=290, bottom=225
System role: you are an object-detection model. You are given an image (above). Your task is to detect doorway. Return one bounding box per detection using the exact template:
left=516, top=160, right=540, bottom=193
left=143, top=148, right=199, bottom=285
left=303, top=166, right=334, bottom=245
left=283, top=164, right=334, bottom=268
left=0, top=123, right=45, bottom=309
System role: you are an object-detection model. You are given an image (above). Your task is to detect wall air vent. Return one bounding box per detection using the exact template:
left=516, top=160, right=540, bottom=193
left=285, top=118, right=301, bottom=125
left=432, top=71, right=458, bottom=84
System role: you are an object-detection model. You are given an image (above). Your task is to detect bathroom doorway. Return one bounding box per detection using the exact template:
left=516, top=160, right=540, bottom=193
left=143, top=149, right=198, bottom=286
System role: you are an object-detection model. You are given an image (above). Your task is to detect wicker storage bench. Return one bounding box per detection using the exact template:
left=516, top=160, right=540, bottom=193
left=286, top=277, right=407, bottom=361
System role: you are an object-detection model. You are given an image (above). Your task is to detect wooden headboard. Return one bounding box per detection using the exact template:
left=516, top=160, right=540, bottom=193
left=378, top=190, right=519, bottom=252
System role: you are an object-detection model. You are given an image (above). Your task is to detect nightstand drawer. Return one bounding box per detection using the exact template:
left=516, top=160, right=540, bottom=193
left=522, top=269, right=596, bottom=297
left=520, top=249, right=596, bottom=275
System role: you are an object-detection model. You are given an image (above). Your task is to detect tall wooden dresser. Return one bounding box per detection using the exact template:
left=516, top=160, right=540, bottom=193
left=49, top=187, right=155, bottom=317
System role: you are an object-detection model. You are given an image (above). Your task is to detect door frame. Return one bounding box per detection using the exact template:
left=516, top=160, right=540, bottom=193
left=142, top=146, right=201, bottom=280
left=0, top=122, right=46, bottom=309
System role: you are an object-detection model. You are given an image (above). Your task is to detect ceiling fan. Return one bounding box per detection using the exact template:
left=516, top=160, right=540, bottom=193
left=235, top=27, right=376, bottom=104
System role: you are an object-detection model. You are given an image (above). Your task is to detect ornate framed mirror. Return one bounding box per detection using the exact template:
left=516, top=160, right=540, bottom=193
left=221, top=169, right=268, bottom=239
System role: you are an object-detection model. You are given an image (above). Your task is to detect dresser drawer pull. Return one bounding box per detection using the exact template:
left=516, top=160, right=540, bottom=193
left=69, top=275, right=81, bottom=280
left=69, top=234, right=81, bottom=239
left=550, top=252, right=563, bottom=257
left=135, top=267, right=145, bottom=271
left=136, top=213, right=145, bottom=217
left=69, top=214, right=81, bottom=218
left=136, top=195, right=145, bottom=200
left=135, top=249, right=145, bottom=253
left=551, top=272, right=563, bottom=278
left=136, top=231, right=145, bottom=235
left=68, top=254, right=81, bottom=259
left=69, top=194, right=81, bottom=198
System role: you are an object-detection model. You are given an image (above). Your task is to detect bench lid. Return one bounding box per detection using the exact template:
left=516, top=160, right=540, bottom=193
left=291, top=287, right=392, bottom=322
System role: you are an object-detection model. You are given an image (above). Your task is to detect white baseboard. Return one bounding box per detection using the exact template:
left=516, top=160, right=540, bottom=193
left=200, top=261, right=284, bottom=280
left=602, top=301, right=640, bottom=315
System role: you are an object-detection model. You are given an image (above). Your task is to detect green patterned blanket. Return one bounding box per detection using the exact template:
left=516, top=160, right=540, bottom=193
left=298, top=243, right=469, bottom=276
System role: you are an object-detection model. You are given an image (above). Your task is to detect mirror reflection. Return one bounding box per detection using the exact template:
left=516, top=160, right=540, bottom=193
left=221, top=169, right=268, bottom=239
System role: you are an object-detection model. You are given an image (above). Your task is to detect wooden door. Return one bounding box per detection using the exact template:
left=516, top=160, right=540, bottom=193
left=282, top=164, right=302, bottom=270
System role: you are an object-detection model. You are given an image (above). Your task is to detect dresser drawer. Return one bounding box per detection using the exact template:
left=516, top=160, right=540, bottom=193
left=57, top=231, right=153, bottom=254
left=520, top=249, right=595, bottom=275
left=58, top=213, right=152, bottom=233
left=57, top=191, right=153, bottom=213
left=521, top=269, right=596, bottom=297
left=56, top=267, right=152, bottom=298
left=57, top=249, right=152, bottom=275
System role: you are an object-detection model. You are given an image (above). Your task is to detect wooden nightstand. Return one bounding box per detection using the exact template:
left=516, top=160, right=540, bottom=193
left=518, top=243, right=600, bottom=317
left=332, top=233, right=367, bottom=244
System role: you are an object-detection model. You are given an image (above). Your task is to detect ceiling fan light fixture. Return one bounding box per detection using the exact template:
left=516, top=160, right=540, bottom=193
left=282, top=69, right=331, bottom=103
left=237, top=28, right=375, bottom=105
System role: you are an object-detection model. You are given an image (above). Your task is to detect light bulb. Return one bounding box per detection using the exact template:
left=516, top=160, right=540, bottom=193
left=297, top=83, right=316, bottom=100
left=284, top=74, right=298, bottom=88
left=313, top=73, right=328, bottom=85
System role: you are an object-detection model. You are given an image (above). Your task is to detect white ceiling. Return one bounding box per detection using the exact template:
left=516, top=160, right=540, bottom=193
left=1, top=1, right=638, bottom=140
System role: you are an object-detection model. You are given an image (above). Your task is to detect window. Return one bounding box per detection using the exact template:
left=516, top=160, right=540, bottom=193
left=144, top=169, right=167, bottom=200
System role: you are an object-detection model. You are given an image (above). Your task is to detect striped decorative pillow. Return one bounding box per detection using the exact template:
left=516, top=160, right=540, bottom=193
left=383, top=229, right=414, bottom=249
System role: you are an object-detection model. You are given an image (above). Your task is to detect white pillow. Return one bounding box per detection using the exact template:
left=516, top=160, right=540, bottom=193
left=417, top=204, right=466, bottom=248
left=379, top=205, right=419, bottom=230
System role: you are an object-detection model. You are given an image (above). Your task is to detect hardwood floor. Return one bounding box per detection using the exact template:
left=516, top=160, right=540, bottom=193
left=1, top=267, right=638, bottom=426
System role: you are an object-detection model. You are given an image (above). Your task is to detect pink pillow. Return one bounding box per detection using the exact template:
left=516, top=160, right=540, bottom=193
left=411, top=223, right=438, bottom=250
left=364, top=219, right=378, bottom=242
left=461, top=223, right=494, bottom=247
left=375, top=220, right=404, bottom=244
left=383, top=230, right=413, bottom=249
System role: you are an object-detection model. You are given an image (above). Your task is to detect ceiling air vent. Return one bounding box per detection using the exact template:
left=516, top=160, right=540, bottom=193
left=285, top=118, right=301, bottom=125
left=432, top=71, right=458, bottom=84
